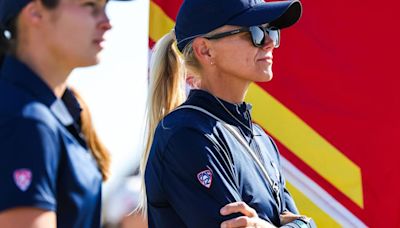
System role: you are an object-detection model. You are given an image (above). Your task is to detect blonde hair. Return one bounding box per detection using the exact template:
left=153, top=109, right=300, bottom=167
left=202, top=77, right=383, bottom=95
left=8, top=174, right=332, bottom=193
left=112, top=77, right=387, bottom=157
left=137, top=30, right=201, bottom=215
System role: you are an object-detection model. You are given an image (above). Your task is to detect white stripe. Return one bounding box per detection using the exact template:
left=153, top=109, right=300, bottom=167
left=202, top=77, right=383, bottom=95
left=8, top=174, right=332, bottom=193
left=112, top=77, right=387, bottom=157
left=281, top=157, right=367, bottom=228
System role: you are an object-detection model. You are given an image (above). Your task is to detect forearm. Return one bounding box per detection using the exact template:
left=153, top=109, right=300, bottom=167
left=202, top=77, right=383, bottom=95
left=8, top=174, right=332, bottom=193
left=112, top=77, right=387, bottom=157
left=0, top=207, right=56, bottom=228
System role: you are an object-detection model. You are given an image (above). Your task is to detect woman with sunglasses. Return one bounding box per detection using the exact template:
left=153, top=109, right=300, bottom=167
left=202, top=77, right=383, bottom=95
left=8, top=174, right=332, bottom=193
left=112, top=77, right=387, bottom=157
left=140, top=0, right=315, bottom=227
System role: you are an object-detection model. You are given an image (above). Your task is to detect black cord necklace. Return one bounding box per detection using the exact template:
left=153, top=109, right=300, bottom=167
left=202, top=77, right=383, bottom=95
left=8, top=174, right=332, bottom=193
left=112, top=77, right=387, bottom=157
left=213, top=95, right=254, bottom=136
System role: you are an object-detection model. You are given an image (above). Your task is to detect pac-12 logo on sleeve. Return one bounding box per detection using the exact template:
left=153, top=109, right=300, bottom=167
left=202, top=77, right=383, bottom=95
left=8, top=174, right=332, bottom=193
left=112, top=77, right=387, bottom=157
left=197, top=169, right=213, bottom=188
left=13, top=169, right=32, bottom=192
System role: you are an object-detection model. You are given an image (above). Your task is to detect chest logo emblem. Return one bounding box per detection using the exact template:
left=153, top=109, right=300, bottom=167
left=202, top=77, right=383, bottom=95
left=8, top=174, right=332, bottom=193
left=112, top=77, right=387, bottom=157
left=13, top=169, right=32, bottom=192
left=197, top=169, right=213, bottom=188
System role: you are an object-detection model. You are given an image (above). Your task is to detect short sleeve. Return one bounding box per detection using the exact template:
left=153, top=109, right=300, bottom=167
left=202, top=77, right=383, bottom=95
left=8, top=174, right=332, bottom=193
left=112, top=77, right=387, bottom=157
left=0, top=117, right=60, bottom=212
left=159, top=127, right=242, bottom=227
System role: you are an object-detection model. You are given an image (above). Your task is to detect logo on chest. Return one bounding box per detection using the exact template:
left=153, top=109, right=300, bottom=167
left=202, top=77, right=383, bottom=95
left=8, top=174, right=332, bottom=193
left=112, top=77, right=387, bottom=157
left=197, top=169, right=213, bottom=188
left=13, top=169, right=32, bottom=192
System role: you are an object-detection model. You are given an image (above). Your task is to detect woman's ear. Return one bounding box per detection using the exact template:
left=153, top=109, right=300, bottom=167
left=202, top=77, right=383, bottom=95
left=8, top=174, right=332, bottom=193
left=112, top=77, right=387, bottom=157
left=192, top=37, right=215, bottom=66
left=19, top=1, right=44, bottom=26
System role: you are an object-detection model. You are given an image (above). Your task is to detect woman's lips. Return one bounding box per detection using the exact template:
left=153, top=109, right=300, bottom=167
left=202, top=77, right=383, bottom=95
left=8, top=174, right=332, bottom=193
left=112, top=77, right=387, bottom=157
left=257, top=55, right=273, bottom=63
left=93, top=38, right=105, bottom=49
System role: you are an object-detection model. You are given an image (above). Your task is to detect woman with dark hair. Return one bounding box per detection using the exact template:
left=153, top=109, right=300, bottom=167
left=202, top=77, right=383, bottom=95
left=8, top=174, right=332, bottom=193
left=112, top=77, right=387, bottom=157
left=0, top=0, right=125, bottom=227
left=140, top=0, right=316, bottom=227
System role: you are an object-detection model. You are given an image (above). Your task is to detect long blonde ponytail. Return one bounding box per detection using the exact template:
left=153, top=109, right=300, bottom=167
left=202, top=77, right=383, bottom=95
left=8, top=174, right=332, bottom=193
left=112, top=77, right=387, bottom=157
left=137, top=30, right=186, bottom=215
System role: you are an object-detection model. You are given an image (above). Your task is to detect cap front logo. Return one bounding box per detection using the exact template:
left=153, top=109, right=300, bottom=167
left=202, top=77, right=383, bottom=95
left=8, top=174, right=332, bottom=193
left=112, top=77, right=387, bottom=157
left=197, top=169, right=213, bottom=188
left=13, top=169, right=32, bottom=192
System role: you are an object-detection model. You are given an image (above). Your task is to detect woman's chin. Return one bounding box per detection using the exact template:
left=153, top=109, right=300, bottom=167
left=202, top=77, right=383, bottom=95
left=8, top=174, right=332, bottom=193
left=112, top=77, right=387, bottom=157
left=256, top=72, right=273, bottom=82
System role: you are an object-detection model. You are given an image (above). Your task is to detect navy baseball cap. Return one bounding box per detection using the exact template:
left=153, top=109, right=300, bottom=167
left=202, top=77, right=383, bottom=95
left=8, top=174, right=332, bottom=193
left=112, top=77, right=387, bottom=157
left=175, top=0, right=302, bottom=52
left=0, top=0, right=132, bottom=29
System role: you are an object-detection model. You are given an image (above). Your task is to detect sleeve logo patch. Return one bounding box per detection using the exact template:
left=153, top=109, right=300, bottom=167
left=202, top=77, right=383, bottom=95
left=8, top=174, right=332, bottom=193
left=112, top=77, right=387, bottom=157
left=197, top=169, right=213, bottom=188
left=13, top=169, right=32, bottom=192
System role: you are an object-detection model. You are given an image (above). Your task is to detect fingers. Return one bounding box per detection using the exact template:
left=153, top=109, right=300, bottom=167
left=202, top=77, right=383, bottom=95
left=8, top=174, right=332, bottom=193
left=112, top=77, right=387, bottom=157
left=220, top=216, right=276, bottom=228
left=220, top=216, right=250, bottom=228
left=220, top=202, right=258, bottom=217
left=279, top=211, right=303, bottom=225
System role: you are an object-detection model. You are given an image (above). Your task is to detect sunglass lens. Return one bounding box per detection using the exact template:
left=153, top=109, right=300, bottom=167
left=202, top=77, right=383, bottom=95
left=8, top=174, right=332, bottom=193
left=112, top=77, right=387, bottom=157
left=267, top=29, right=280, bottom=48
left=249, top=26, right=265, bottom=47
left=249, top=26, right=280, bottom=48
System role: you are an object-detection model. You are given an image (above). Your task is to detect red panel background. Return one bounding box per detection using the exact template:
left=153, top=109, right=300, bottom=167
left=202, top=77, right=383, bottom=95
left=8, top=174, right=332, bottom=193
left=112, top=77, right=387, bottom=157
left=150, top=0, right=400, bottom=226
left=262, top=0, right=400, bottom=226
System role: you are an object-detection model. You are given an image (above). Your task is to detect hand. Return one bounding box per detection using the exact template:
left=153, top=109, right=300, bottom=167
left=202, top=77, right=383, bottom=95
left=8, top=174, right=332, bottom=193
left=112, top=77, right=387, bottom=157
left=279, top=211, right=305, bottom=225
left=220, top=202, right=276, bottom=228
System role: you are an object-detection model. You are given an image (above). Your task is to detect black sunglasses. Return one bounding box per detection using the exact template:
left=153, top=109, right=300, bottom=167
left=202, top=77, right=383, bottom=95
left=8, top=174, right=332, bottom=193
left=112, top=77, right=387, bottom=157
left=204, top=25, right=280, bottom=48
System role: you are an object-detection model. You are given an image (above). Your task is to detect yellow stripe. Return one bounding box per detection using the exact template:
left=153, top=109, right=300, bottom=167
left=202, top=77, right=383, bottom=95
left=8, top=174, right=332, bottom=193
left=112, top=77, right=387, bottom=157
left=286, top=182, right=341, bottom=227
left=245, top=83, right=364, bottom=208
left=149, top=1, right=176, bottom=42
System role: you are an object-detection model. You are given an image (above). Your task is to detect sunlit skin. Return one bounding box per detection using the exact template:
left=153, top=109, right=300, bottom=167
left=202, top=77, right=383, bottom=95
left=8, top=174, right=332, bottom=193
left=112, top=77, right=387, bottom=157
left=191, top=25, right=275, bottom=104
left=209, top=25, right=275, bottom=83
left=43, top=0, right=111, bottom=67
left=219, top=202, right=303, bottom=227
left=16, top=0, right=111, bottom=97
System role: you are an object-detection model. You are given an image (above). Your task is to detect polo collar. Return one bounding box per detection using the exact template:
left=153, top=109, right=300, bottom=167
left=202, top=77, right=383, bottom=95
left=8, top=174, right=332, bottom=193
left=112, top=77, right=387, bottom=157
left=185, top=89, right=253, bottom=134
left=0, top=55, right=78, bottom=126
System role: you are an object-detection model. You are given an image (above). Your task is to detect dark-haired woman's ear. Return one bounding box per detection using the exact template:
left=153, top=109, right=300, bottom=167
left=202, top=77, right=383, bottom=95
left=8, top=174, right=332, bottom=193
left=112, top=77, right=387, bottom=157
left=19, top=1, right=44, bottom=26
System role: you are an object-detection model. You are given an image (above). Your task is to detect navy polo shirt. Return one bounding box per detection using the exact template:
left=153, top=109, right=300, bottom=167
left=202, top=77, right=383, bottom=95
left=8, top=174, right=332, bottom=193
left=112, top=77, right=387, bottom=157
left=0, top=56, right=102, bottom=228
left=145, top=89, right=299, bottom=228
